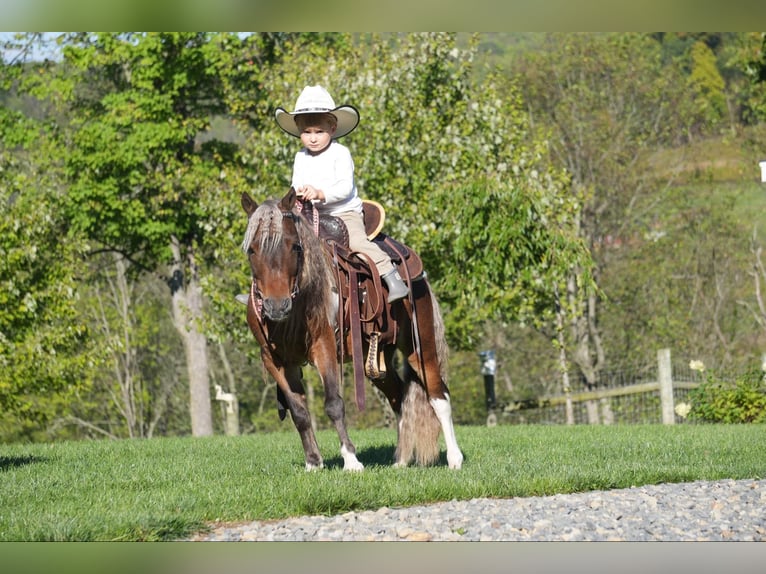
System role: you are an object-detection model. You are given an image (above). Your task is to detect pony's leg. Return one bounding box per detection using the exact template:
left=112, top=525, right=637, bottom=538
left=411, top=363, right=463, bottom=470
left=404, top=289, right=464, bottom=470
left=373, top=375, right=406, bottom=467
left=403, top=351, right=464, bottom=469
left=339, top=443, right=363, bottom=472
left=263, top=356, right=324, bottom=470
left=374, top=349, right=407, bottom=466
left=429, top=394, right=463, bottom=470
left=312, top=335, right=364, bottom=472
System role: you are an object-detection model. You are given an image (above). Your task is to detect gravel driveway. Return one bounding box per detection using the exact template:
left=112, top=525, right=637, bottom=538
left=188, top=477, right=765, bottom=542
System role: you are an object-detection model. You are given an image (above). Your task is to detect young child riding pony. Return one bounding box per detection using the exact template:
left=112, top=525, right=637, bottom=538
left=238, top=85, right=409, bottom=305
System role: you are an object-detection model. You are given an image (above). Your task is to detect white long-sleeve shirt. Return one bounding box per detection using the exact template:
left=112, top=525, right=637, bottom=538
left=291, top=140, right=363, bottom=216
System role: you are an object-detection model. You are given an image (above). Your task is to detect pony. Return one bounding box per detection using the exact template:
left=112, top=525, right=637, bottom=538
left=240, top=188, right=463, bottom=471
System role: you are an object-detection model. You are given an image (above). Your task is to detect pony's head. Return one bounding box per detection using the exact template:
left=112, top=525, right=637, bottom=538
left=241, top=190, right=303, bottom=321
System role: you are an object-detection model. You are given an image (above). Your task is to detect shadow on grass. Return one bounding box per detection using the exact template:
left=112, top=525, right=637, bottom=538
left=323, top=444, right=396, bottom=470
left=325, top=445, right=465, bottom=469
left=0, top=455, right=47, bottom=472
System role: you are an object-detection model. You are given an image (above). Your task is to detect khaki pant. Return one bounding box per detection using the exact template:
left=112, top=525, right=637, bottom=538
left=337, top=210, right=395, bottom=276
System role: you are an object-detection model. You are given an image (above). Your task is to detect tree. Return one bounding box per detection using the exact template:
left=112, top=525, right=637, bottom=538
left=736, top=33, right=766, bottom=352
left=735, top=32, right=766, bottom=123
left=600, top=183, right=757, bottom=369
left=72, top=253, right=186, bottom=438
left=0, top=102, right=96, bottom=438
left=513, top=33, right=696, bottom=421
left=687, top=40, right=727, bottom=138
left=354, top=34, right=590, bottom=348
left=11, top=32, right=257, bottom=436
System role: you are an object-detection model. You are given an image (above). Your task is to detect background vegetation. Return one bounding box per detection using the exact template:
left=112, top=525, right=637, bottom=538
left=2, top=32, right=766, bottom=441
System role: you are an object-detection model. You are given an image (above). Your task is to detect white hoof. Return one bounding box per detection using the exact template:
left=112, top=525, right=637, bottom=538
left=447, top=450, right=464, bottom=470
left=341, top=444, right=364, bottom=472
left=344, top=460, right=364, bottom=472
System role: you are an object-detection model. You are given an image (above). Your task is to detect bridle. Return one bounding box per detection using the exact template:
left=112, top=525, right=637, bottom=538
left=282, top=210, right=304, bottom=300
left=248, top=210, right=304, bottom=322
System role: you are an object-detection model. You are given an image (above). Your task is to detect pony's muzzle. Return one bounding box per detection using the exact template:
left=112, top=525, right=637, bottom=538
left=262, top=297, right=293, bottom=321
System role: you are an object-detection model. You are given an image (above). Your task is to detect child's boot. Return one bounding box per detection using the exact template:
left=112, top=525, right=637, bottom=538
left=382, top=269, right=409, bottom=303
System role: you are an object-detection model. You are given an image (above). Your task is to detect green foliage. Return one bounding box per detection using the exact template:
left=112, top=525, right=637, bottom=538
left=687, top=41, right=727, bottom=135
left=735, top=32, right=766, bottom=123
left=0, top=99, right=96, bottom=429
left=688, top=367, right=766, bottom=423
left=68, top=257, right=192, bottom=439
left=2, top=32, right=258, bottom=439
left=600, top=180, right=759, bottom=367
left=428, top=177, right=589, bottom=346
left=442, top=350, right=490, bottom=424
left=511, top=33, right=727, bottom=383
left=52, top=33, right=232, bottom=266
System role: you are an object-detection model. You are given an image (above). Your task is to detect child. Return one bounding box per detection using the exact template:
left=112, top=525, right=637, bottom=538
left=239, top=85, right=409, bottom=304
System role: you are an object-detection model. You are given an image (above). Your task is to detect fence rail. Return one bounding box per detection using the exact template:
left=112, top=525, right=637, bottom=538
left=525, top=380, right=700, bottom=406
left=498, top=349, right=706, bottom=425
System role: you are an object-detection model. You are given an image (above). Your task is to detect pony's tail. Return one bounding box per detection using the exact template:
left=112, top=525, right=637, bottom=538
left=397, top=367, right=441, bottom=467
left=395, top=282, right=449, bottom=467
left=429, top=284, right=449, bottom=381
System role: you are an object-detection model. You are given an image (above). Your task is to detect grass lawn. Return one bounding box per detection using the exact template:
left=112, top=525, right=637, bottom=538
left=1, top=423, right=764, bottom=541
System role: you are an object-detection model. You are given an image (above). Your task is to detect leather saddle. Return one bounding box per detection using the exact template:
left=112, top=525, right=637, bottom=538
left=304, top=199, right=423, bottom=278
left=296, top=199, right=424, bottom=410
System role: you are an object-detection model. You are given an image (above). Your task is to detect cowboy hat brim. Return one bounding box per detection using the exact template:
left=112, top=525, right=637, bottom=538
left=275, top=104, right=360, bottom=139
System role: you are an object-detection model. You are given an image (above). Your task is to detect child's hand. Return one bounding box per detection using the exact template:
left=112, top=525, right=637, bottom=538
left=297, top=185, right=324, bottom=202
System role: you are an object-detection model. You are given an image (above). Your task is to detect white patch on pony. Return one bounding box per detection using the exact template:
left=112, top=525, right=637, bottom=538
left=340, top=443, right=364, bottom=472
left=305, top=461, right=324, bottom=472
left=429, top=396, right=464, bottom=470
left=329, top=288, right=339, bottom=330
left=393, top=414, right=407, bottom=468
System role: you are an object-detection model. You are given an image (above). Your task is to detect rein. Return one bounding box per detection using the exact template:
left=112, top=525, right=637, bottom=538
left=294, top=198, right=319, bottom=236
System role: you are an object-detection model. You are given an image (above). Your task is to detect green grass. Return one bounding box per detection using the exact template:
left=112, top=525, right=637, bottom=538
left=1, top=424, right=764, bottom=541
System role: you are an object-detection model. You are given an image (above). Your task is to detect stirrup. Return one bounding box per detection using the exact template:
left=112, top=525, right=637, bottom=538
left=365, top=332, right=386, bottom=380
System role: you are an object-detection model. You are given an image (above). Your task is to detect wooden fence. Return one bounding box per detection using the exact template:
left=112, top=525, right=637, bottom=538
left=496, top=349, right=705, bottom=426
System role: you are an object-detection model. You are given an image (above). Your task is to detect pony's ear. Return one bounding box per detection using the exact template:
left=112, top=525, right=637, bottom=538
left=281, top=187, right=298, bottom=211
left=241, top=192, right=258, bottom=216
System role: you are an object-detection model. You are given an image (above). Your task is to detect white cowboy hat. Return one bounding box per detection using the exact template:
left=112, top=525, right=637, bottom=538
left=274, top=85, right=360, bottom=139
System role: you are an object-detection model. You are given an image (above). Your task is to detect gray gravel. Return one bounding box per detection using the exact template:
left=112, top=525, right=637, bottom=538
left=188, top=478, right=766, bottom=542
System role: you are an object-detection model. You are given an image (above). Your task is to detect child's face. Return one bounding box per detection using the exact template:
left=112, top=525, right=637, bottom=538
left=297, top=116, right=336, bottom=154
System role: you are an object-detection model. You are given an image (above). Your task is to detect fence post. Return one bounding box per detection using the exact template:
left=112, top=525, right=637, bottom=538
left=657, top=348, right=675, bottom=424
left=479, top=350, right=497, bottom=427
left=214, top=385, right=240, bottom=436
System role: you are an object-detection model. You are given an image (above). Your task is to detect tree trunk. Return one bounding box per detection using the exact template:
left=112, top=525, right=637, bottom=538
left=555, top=290, right=575, bottom=426
left=568, top=268, right=606, bottom=424
left=112, top=254, right=140, bottom=437
left=169, top=238, right=213, bottom=436
left=216, top=342, right=240, bottom=436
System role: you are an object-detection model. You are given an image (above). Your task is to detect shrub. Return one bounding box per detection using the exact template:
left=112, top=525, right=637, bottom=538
left=687, top=366, right=766, bottom=423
